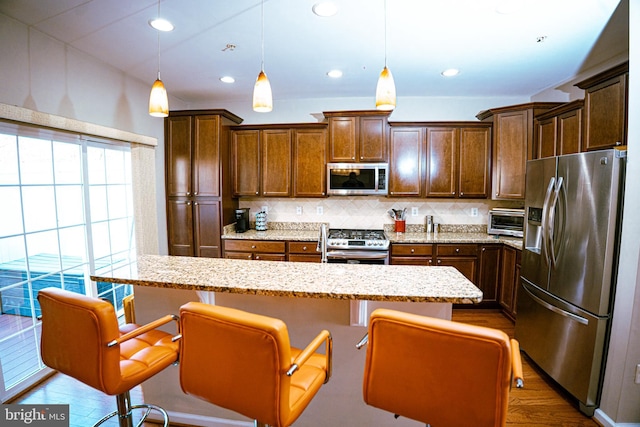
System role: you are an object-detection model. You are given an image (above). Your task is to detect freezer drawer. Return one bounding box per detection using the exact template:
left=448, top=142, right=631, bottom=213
left=515, top=278, right=609, bottom=415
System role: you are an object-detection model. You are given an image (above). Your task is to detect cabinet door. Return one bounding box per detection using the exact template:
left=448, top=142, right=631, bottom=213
left=436, top=257, right=477, bottom=282
left=167, top=198, right=194, bottom=256
left=557, top=108, right=582, bottom=155
left=359, top=116, right=387, bottom=161
left=493, top=110, right=528, bottom=199
left=426, top=127, right=457, bottom=198
left=166, top=116, right=192, bottom=197
left=293, top=129, right=327, bottom=197
left=389, top=127, right=423, bottom=197
left=477, top=245, right=501, bottom=304
left=458, top=127, right=490, bottom=198
left=262, top=129, right=292, bottom=196
left=192, top=115, right=220, bottom=197
left=499, top=246, right=517, bottom=318
left=193, top=199, right=221, bottom=258
left=583, top=73, right=627, bottom=151
left=232, top=130, right=260, bottom=196
left=329, top=117, right=357, bottom=162
left=536, top=117, right=557, bottom=159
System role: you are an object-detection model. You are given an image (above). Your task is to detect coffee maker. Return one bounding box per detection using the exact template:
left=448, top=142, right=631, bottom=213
left=234, top=208, right=250, bottom=233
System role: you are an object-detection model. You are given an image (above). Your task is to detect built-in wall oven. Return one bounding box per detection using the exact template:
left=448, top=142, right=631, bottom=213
left=319, top=228, right=390, bottom=265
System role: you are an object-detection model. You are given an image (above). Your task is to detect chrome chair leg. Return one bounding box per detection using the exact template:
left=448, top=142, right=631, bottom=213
left=92, top=391, right=169, bottom=427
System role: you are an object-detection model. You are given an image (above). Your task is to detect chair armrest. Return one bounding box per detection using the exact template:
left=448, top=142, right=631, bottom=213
left=287, top=330, right=333, bottom=383
left=510, top=338, right=524, bottom=388
left=107, top=314, right=179, bottom=347
left=355, top=333, right=368, bottom=349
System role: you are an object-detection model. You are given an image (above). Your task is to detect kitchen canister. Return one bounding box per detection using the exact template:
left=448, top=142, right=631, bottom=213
left=255, top=211, right=268, bottom=231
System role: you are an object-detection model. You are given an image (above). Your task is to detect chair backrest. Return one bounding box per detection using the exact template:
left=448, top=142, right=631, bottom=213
left=38, top=287, right=123, bottom=394
left=179, top=302, right=293, bottom=427
left=363, top=308, right=513, bottom=427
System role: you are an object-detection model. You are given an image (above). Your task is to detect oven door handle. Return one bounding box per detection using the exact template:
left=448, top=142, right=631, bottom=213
left=326, top=250, right=389, bottom=260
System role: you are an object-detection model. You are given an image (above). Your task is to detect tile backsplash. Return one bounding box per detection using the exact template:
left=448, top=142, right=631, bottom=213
left=239, top=197, right=523, bottom=230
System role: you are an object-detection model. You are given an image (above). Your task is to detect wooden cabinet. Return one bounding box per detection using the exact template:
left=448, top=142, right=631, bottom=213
left=576, top=62, right=628, bottom=151
left=231, top=127, right=292, bottom=197
left=288, top=241, right=321, bottom=263
left=324, top=110, right=390, bottom=162
left=293, top=127, right=327, bottom=197
left=223, top=240, right=286, bottom=261
left=535, top=100, right=583, bottom=158
left=476, top=245, right=501, bottom=307
left=425, top=125, right=490, bottom=198
left=390, top=243, right=432, bottom=265
left=477, top=103, right=562, bottom=200
left=165, top=110, right=242, bottom=258
left=499, top=246, right=521, bottom=321
left=388, top=126, right=424, bottom=197
left=434, top=244, right=478, bottom=283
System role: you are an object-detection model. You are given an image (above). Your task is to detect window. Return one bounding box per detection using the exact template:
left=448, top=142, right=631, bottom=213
left=0, top=123, right=136, bottom=400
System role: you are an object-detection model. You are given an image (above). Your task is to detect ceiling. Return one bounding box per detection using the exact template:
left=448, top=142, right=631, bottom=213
left=0, top=0, right=628, bottom=107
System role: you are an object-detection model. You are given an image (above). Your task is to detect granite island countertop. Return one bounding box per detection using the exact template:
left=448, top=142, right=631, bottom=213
left=91, top=254, right=483, bottom=304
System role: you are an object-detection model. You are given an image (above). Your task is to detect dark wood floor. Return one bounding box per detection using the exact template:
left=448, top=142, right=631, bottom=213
left=9, top=309, right=601, bottom=427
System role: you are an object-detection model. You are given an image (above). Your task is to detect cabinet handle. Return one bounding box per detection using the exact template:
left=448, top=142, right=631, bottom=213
left=482, top=247, right=486, bottom=252
left=410, top=248, right=415, bottom=253
left=194, top=192, right=198, bottom=196
left=256, top=192, right=259, bottom=195
left=455, top=248, right=460, bottom=253
left=194, top=202, right=198, bottom=206
left=460, top=192, right=464, bottom=196
left=256, top=256, right=260, bottom=260
left=251, top=245, right=256, bottom=249
left=302, top=246, right=308, bottom=251
left=186, top=201, right=192, bottom=206
left=437, top=259, right=441, bottom=264
left=452, top=192, right=455, bottom=195
left=186, top=192, right=191, bottom=196
left=429, top=260, right=433, bottom=265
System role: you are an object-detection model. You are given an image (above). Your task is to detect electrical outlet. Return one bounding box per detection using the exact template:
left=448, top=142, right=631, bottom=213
left=635, top=364, right=640, bottom=384
left=296, top=206, right=302, bottom=215
left=316, top=206, right=324, bottom=215
left=261, top=205, right=268, bottom=213
left=470, top=207, right=479, bottom=217
left=411, top=207, right=419, bottom=216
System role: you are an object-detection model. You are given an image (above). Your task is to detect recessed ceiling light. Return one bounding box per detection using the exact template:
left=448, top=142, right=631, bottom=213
left=220, top=76, right=235, bottom=83
left=327, top=70, right=343, bottom=78
left=149, top=18, right=174, bottom=32
left=312, top=2, right=338, bottom=17
left=441, top=68, right=460, bottom=77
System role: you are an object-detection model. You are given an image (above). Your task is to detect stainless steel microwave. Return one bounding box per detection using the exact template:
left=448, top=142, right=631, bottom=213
left=327, top=163, right=388, bottom=196
left=488, top=208, right=525, bottom=238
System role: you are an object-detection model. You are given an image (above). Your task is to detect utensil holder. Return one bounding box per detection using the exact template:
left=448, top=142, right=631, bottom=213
left=395, top=220, right=406, bottom=233
left=255, top=211, right=268, bottom=231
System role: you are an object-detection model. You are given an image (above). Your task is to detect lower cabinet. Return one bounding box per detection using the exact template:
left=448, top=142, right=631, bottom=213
left=288, top=241, right=322, bottom=263
left=499, top=246, right=522, bottom=321
left=390, top=243, right=432, bottom=265
left=476, top=245, right=502, bottom=307
left=167, top=198, right=222, bottom=258
left=223, top=240, right=286, bottom=261
left=434, top=244, right=478, bottom=283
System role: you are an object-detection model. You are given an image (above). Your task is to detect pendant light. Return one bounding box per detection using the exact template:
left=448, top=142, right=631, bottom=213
left=149, top=0, right=169, bottom=117
left=375, top=0, right=396, bottom=111
left=253, top=0, right=273, bottom=112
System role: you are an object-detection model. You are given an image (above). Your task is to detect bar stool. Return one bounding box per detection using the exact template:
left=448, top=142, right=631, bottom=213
left=38, top=287, right=180, bottom=427
left=358, top=308, right=523, bottom=427
left=178, top=302, right=332, bottom=427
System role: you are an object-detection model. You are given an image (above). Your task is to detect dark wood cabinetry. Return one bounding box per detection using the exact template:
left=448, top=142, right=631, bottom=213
left=477, top=103, right=562, bottom=200
left=293, top=127, right=327, bottom=197
left=391, top=243, right=477, bottom=282
left=223, top=240, right=286, bottom=261
left=576, top=61, right=628, bottom=151
left=499, top=246, right=521, bottom=321
left=477, top=245, right=501, bottom=306
left=324, top=110, right=390, bottom=162
left=388, top=126, right=424, bottom=197
left=288, top=241, right=322, bottom=263
left=165, top=110, right=242, bottom=258
left=535, top=100, right=583, bottom=159
left=390, top=243, right=432, bottom=265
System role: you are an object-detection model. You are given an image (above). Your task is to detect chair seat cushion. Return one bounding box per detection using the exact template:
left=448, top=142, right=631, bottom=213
left=286, top=348, right=327, bottom=425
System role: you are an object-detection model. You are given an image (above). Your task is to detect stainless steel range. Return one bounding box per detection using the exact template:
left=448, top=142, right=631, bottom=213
left=317, top=226, right=390, bottom=264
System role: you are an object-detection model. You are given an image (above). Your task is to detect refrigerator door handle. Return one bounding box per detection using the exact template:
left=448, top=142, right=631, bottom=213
left=522, top=282, right=589, bottom=325
left=541, top=177, right=556, bottom=266
left=548, top=177, right=564, bottom=267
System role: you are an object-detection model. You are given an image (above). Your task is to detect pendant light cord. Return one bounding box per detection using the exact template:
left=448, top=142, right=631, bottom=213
left=383, top=0, right=388, bottom=68
left=260, top=0, right=265, bottom=72
left=157, top=0, right=161, bottom=79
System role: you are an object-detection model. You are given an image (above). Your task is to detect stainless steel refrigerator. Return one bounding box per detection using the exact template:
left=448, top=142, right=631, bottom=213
left=515, top=148, right=626, bottom=416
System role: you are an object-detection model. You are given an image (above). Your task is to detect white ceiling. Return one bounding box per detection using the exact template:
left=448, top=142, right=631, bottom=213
left=0, top=0, right=628, bottom=106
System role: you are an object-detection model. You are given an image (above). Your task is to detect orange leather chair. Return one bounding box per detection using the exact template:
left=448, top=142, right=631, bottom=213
left=179, top=302, right=332, bottom=427
left=360, top=308, right=523, bottom=427
left=38, top=287, right=180, bottom=427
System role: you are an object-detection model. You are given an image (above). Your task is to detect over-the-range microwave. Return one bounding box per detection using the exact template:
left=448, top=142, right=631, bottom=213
left=327, top=163, right=388, bottom=196
left=488, top=208, right=525, bottom=238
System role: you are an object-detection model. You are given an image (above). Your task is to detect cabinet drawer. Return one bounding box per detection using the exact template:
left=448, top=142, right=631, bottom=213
left=436, top=244, right=478, bottom=256
left=390, top=256, right=431, bottom=266
left=254, top=253, right=286, bottom=261
left=224, top=240, right=286, bottom=253
left=391, top=244, right=433, bottom=256
left=289, top=254, right=322, bottom=263
left=224, top=251, right=253, bottom=260
left=288, top=241, right=319, bottom=254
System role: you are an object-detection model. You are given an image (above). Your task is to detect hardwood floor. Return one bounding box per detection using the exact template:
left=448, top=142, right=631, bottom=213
left=9, top=309, right=601, bottom=427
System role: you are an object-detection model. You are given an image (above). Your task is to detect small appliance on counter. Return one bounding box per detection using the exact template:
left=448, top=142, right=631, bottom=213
left=487, top=208, right=524, bottom=237
left=255, top=210, right=268, bottom=231
left=234, top=208, right=250, bottom=233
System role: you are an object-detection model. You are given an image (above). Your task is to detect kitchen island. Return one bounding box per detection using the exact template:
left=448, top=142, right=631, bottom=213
left=92, top=254, right=481, bottom=427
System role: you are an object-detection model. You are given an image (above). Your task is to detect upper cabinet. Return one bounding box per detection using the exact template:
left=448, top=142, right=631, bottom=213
left=389, top=126, right=424, bottom=197
left=324, top=110, right=391, bottom=162
left=534, top=100, right=584, bottom=159
left=477, top=103, right=562, bottom=200
left=293, top=127, right=328, bottom=197
left=576, top=61, right=628, bottom=151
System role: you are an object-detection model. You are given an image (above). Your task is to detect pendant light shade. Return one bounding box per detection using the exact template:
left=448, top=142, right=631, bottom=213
left=253, top=70, right=273, bottom=113
left=253, top=0, right=273, bottom=112
left=149, top=74, right=169, bottom=117
left=375, top=0, right=396, bottom=111
left=376, top=66, right=396, bottom=111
